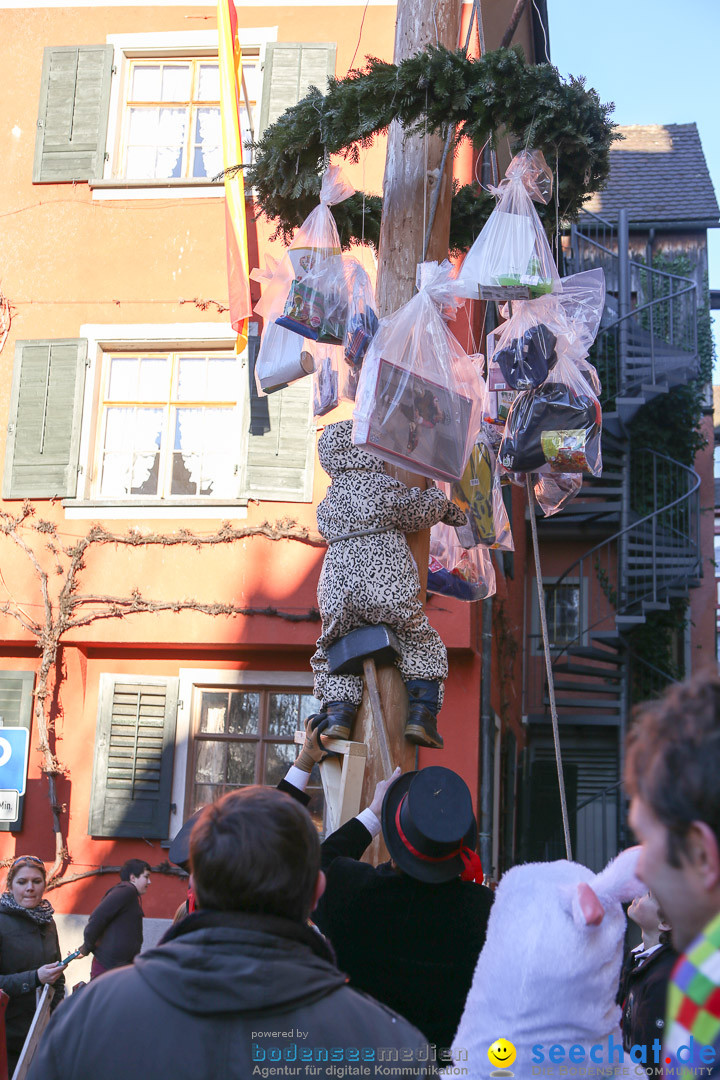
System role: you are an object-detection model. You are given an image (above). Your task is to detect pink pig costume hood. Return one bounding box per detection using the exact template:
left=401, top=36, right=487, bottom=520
left=452, top=847, right=644, bottom=1079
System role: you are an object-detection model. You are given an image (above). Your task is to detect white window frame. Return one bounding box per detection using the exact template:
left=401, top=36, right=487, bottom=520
left=65, top=321, right=251, bottom=519
left=530, top=575, right=589, bottom=654
left=169, top=668, right=316, bottom=840
left=90, top=28, right=277, bottom=200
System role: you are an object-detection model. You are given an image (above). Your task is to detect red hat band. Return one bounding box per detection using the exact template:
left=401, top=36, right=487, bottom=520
left=394, top=795, right=483, bottom=883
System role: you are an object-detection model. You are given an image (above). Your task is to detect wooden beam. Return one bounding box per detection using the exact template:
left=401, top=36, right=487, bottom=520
left=358, top=0, right=463, bottom=865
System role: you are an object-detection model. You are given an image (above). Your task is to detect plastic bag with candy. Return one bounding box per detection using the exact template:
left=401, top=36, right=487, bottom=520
left=455, top=150, right=561, bottom=301
left=447, top=436, right=513, bottom=550
left=427, top=526, right=497, bottom=602
left=499, top=352, right=602, bottom=476
left=353, top=261, right=484, bottom=483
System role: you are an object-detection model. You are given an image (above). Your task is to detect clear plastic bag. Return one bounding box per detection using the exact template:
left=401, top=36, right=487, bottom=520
left=353, top=261, right=485, bottom=483
left=499, top=353, right=603, bottom=476
left=446, top=436, right=513, bottom=551
left=342, top=257, right=379, bottom=400
left=533, top=472, right=583, bottom=516
left=427, top=527, right=497, bottom=602
left=490, top=269, right=605, bottom=392
left=254, top=320, right=317, bottom=394
left=484, top=354, right=518, bottom=448
left=555, top=268, right=606, bottom=362
left=455, top=150, right=561, bottom=301
left=254, top=165, right=353, bottom=348
left=311, top=343, right=344, bottom=416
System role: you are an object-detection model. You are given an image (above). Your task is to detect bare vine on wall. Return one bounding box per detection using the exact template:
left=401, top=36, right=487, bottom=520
left=0, top=503, right=323, bottom=884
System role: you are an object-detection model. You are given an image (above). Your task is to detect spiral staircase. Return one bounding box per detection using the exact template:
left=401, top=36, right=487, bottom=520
left=521, top=209, right=702, bottom=870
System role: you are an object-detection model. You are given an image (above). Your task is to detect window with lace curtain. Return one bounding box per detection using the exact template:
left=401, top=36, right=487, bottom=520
left=188, top=688, right=326, bottom=835
left=120, top=57, right=258, bottom=181
left=94, top=351, right=243, bottom=498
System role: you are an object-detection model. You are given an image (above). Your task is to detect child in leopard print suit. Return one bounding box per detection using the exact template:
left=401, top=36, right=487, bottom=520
left=310, top=420, right=466, bottom=749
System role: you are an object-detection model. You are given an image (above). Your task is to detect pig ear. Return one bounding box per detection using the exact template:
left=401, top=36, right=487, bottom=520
left=577, top=882, right=605, bottom=925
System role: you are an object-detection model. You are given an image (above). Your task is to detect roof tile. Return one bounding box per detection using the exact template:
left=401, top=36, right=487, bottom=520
left=584, top=123, right=719, bottom=225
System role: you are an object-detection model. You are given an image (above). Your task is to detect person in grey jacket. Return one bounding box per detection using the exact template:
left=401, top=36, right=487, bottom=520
left=27, top=787, right=432, bottom=1080
left=0, top=855, right=64, bottom=1075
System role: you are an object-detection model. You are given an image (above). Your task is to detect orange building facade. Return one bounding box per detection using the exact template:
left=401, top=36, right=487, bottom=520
left=0, top=0, right=538, bottom=946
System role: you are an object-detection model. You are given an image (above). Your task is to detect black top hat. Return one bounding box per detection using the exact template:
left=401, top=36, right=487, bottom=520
left=381, top=767, right=478, bottom=884
left=168, top=808, right=205, bottom=869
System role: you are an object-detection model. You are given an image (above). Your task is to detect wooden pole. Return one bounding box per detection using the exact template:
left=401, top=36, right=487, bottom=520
left=357, top=0, right=462, bottom=864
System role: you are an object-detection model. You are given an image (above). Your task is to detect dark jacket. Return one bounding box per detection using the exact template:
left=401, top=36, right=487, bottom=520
left=314, top=817, right=494, bottom=1054
left=82, top=881, right=143, bottom=969
left=0, top=908, right=64, bottom=1057
left=619, top=942, right=678, bottom=1057
left=27, top=910, right=432, bottom=1080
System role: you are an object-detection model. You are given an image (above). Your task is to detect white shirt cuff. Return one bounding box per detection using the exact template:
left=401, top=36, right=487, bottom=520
left=284, top=765, right=311, bottom=791
left=357, top=807, right=381, bottom=837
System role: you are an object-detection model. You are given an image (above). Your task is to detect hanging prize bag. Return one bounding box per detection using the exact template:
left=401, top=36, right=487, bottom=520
left=274, top=166, right=352, bottom=344
left=499, top=352, right=602, bottom=476
left=427, top=526, right=497, bottom=602
left=353, top=261, right=485, bottom=483
left=455, top=149, right=561, bottom=301
left=533, top=472, right=584, bottom=516
left=448, top=436, right=513, bottom=550
left=342, top=257, right=379, bottom=400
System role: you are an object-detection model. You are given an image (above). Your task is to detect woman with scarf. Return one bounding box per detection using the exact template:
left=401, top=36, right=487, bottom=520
left=0, top=856, right=64, bottom=1075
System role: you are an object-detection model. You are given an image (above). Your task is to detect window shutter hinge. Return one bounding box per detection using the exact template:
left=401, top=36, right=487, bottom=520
left=77, top=465, right=84, bottom=476
left=112, top=65, right=117, bottom=75
left=37, top=120, right=44, bottom=129
left=178, top=700, right=183, bottom=709
left=104, top=151, right=110, bottom=162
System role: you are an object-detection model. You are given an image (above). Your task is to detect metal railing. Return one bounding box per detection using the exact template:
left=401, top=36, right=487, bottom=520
left=525, top=450, right=701, bottom=715
left=566, top=210, right=698, bottom=408
left=627, top=650, right=680, bottom=703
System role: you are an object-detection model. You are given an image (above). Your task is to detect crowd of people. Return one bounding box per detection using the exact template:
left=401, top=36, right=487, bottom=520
left=0, top=667, right=717, bottom=1079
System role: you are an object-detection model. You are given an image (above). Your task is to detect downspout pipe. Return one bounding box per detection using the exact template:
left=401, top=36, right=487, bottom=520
left=479, top=595, right=494, bottom=879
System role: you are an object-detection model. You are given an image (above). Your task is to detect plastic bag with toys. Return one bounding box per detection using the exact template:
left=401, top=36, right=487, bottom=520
left=342, top=257, right=379, bottom=400
left=253, top=165, right=353, bottom=348
left=455, top=149, right=561, bottom=301
left=447, top=436, right=513, bottom=551
left=427, top=526, right=497, bottom=603
left=499, top=352, right=602, bottom=477
left=353, top=261, right=485, bottom=483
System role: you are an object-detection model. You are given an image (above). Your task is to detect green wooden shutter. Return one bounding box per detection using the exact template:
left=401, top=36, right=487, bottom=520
left=3, top=339, right=88, bottom=500
left=245, top=360, right=314, bottom=501
left=33, top=45, right=113, bottom=184
left=89, top=676, right=178, bottom=839
left=0, top=671, right=35, bottom=834
left=258, top=43, right=336, bottom=136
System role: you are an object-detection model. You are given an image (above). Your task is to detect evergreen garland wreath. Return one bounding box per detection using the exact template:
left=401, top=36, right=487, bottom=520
left=245, top=44, right=617, bottom=252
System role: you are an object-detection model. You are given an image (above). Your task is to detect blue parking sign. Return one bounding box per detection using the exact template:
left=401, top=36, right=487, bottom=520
left=0, top=728, right=30, bottom=796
